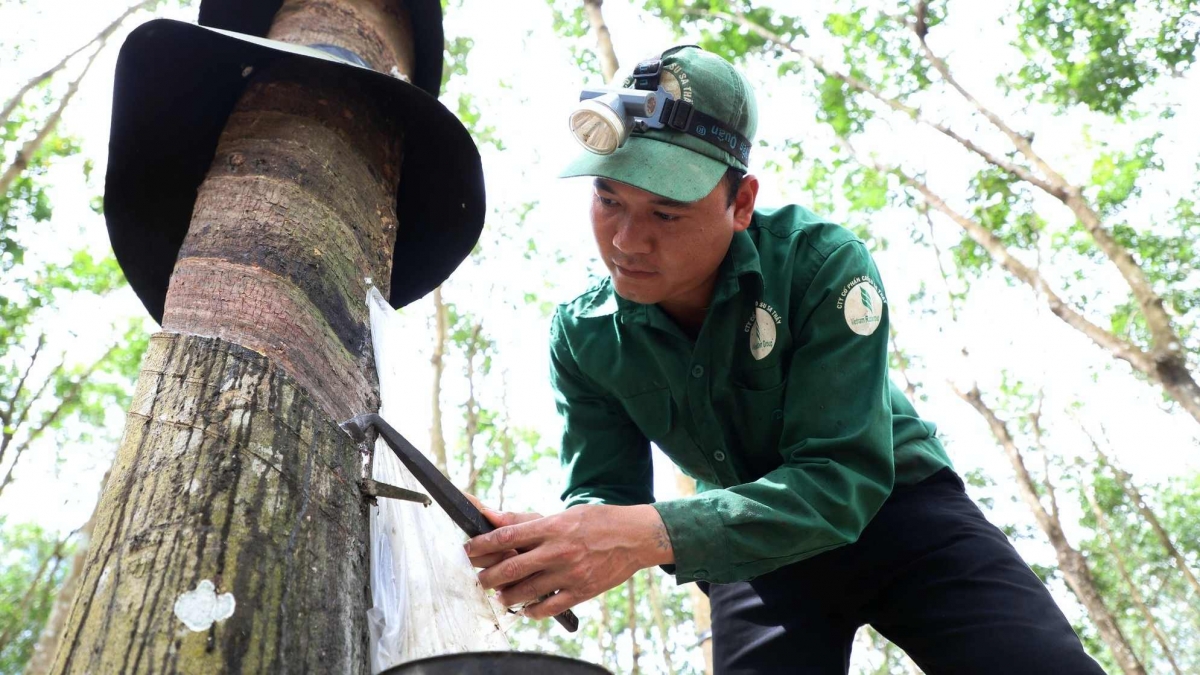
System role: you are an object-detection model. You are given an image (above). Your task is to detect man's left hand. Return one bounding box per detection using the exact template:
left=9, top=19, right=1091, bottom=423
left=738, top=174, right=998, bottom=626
left=465, top=503, right=674, bottom=620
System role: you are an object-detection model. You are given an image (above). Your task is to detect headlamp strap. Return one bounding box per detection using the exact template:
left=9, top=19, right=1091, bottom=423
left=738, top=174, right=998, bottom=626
left=631, top=58, right=662, bottom=91
left=655, top=98, right=752, bottom=165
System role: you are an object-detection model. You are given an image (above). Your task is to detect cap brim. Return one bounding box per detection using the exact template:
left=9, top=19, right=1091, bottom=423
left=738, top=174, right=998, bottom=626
left=559, top=136, right=728, bottom=203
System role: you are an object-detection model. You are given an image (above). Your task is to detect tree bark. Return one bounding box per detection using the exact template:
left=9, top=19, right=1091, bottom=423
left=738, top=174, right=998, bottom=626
left=429, top=286, right=450, bottom=476
left=583, top=0, right=620, bottom=83
left=53, top=0, right=417, bottom=671
left=1086, top=488, right=1184, bottom=675
left=51, top=334, right=372, bottom=673
left=954, top=384, right=1146, bottom=675
left=644, top=570, right=677, bottom=675
left=0, top=33, right=105, bottom=198
left=674, top=471, right=713, bottom=675
left=0, top=0, right=149, bottom=127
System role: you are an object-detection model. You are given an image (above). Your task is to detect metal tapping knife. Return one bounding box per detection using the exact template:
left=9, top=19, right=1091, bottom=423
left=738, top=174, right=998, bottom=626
left=341, top=413, right=581, bottom=633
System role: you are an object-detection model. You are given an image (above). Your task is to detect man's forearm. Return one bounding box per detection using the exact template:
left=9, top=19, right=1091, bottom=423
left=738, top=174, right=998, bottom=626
left=626, top=503, right=675, bottom=568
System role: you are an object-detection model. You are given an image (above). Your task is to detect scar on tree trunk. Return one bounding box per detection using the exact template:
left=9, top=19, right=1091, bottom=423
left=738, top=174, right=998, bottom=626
left=54, top=0, right=418, bottom=671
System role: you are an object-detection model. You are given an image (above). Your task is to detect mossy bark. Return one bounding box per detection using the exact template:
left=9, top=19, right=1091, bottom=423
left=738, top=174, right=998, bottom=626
left=52, top=334, right=370, bottom=673
left=53, top=0, right=418, bottom=671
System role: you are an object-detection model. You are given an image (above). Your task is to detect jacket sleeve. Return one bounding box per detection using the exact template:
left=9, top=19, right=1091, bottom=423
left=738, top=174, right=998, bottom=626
left=652, top=240, right=896, bottom=584
left=550, top=310, right=655, bottom=508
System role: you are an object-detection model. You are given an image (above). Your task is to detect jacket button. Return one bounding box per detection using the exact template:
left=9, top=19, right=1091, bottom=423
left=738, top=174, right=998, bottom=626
left=713, top=451, right=726, bottom=462
left=772, top=409, right=784, bottom=420
left=691, top=365, right=704, bottom=378
left=694, top=569, right=708, bottom=580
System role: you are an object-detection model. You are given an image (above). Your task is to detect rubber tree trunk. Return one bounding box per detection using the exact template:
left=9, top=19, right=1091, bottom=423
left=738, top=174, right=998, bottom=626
left=956, top=385, right=1146, bottom=675
left=1095, top=445, right=1200, bottom=601
left=429, top=286, right=450, bottom=476
left=49, top=0, right=415, bottom=671
left=644, top=570, right=676, bottom=675
left=1087, top=488, right=1184, bottom=675
left=582, top=0, right=619, bottom=83
left=627, top=576, right=641, bottom=675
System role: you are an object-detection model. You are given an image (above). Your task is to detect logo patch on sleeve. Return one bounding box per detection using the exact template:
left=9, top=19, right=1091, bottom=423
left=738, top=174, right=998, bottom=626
left=837, top=277, right=885, bottom=336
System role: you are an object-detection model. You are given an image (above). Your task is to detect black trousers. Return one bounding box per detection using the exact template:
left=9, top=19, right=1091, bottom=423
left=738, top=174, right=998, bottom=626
left=700, top=469, right=1105, bottom=675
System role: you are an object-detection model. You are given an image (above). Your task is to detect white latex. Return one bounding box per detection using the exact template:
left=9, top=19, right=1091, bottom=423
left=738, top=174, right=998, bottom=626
left=367, top=287, right=513, bottom=673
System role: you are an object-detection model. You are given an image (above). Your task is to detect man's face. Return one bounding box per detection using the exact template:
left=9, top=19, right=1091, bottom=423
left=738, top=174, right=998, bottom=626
left=590, top=176, right=756, bottom=311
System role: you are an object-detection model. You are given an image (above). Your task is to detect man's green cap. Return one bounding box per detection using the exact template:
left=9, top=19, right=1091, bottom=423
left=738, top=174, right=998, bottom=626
left=560, top=45, right=758, bottom=203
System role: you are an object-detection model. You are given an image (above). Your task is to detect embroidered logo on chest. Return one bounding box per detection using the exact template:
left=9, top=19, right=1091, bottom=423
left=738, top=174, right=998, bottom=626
left=837, top=277, right=885, bottom=336
left=744, top=301, right=782, bottom=360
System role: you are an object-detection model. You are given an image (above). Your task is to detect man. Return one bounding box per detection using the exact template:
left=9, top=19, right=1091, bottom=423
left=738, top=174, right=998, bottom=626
left=465, top=45, right=1103, bottom=674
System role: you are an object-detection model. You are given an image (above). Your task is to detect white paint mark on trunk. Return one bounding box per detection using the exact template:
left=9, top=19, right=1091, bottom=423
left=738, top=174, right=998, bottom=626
left=173, top=579, right=236, bottom=631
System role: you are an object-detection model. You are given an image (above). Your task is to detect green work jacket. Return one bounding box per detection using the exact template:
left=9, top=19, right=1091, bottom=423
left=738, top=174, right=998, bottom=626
left=549, top=205, right=953, bottom=585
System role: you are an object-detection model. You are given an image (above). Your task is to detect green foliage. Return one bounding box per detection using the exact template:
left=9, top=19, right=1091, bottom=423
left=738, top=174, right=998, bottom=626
left=442, top=36, right=475, bottom=94
left=641, top=0, right=805, bottom=61
left=2, top=108, right=80, bottom=274
left=942, top=167, right=1046, bottom=279
left=0, top=520, right=73, bottom=674
left=1089, top=135, right=1162, bottom=217
left=0, top=100, right=146, bottom=507
left=455, top=93, right=505, bottom=151
left=1011, top=0, right=1199, bottom=114
left=1073, top=463, right=1200, bottom=673
left=817, top=73, right=872, bottom=138
left=545, top=0, right=601, bottom=78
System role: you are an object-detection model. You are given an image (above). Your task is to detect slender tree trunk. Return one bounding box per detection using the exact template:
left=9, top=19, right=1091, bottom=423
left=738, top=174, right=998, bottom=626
left=463, top=323, right=483, bottom=496
left=495, top=423, right=514, bottom=511
left=25, top=473, right=107, bottom=675
left=644, top=570, right=677, bottom=675
left=0, top=335, right=46, bottom=471
left=51, top=0, right=416, bottom=671
left=1086, top=488, right=1184, bottom=675
left=0, top=536, right=67, bottom=653
left=583, top=0, right=620, bottom=83
left=627, top=576, right=641, bottom=675
left=1089, top=437, right=1200, bottom=601
left=674, top=471, right=714, bottom=675
left=0, top=34, right=105, bottom=197
left=599, top=589, right=614, bottom=672
left=0, top=344, right=118, bottom=501
left=0, top=0, right=149, bottom=126
left=430, top=286, right=449, bottom=475
left=954, top=385, right=1146, bottom=675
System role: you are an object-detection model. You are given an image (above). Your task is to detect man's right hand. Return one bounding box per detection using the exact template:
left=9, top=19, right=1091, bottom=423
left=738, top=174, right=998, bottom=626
left=462, top=494, right=543, bottom=569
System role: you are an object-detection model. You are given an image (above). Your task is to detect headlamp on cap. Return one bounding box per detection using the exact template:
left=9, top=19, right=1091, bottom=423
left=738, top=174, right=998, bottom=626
left=568, top=57, right=698, bottom=156
left=569, top=85, right=674, bottom=154
left=567, top=53, right=752, bottom=165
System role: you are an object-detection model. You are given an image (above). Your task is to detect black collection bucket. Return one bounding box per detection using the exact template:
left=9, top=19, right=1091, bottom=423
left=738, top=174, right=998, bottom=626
left=379, top=651, right=612, bottom=675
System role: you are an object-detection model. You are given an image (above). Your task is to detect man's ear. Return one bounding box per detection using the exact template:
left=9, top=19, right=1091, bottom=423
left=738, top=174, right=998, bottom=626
left=732, top=174, right=759, bottom=232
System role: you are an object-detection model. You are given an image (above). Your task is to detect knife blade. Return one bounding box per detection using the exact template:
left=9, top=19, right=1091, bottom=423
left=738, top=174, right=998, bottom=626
left=342, top=413, right=580, bottom=633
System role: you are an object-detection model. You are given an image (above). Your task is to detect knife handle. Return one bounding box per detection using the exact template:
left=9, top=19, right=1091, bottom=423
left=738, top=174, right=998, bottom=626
left=553, top=608, right=580, bottom=632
